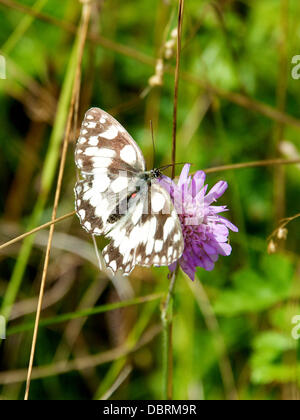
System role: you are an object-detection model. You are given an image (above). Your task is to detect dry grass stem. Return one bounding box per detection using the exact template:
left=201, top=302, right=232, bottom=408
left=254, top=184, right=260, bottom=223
left=2, top=0, right=300, bottom=130
left=0, top=325, right=161, bottom=385
left=23, top=2, right=92, bottom=400
left=0, top=211, right=75, bottom=252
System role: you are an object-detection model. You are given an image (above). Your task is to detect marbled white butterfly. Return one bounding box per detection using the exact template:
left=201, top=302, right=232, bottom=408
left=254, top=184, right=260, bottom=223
left=74, top=108, right=184, bottom=275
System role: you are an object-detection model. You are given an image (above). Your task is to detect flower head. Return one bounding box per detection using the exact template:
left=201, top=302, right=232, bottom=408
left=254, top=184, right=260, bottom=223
left=158, top=164, right=238, bottom=280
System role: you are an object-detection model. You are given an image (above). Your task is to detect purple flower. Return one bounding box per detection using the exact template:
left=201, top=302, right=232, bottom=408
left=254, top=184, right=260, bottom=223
left=158, top=164, right=238, bottom=281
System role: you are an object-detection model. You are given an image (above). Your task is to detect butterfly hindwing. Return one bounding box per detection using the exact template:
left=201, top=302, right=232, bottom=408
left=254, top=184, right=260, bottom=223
left=102, top=181, right=184, bottom=275
left=75, top=172, right=142, bottom=236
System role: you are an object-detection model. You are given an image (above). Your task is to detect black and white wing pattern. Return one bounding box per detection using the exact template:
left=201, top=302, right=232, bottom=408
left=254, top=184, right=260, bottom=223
left=103, top=182, right=184, bottom=275
left=75, top=108, right=145, bottom=236
left=74, top=107, right=184, bottom=275
left=75, top=107, right=145, bottom=176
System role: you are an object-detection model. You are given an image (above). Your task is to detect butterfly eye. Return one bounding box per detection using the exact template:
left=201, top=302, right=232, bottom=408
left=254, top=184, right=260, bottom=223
left=131, top=185, right=141, bottom=200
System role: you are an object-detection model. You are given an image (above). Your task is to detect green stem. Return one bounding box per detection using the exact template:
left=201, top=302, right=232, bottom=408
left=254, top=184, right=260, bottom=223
left=1, top=0, right=48, bottom=55
left=161, top=268, right=178, bottom=399
left=7, top=293, right=164, bottom=336
left=1, top=33, right=79, bottom=320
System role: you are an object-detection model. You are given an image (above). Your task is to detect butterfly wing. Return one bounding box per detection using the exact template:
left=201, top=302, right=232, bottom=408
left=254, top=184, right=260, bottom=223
left=75, top=173, right=142, bottom=235
left=75, top=107, right=146, bottom=235
left=103, top=181, right=184, bottom=275
left=75, top=107, right=184, bottom=274
left=75, top=107, right=146, bottom=176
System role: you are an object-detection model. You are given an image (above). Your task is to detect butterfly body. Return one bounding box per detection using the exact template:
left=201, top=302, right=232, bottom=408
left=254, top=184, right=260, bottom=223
left=74, top=108, right=184, bottom=275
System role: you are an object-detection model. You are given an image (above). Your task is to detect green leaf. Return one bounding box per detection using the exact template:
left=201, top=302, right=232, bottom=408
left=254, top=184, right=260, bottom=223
left=214, top=254, right=295, bottom=316
left=251, top=331, right=299, bottom=385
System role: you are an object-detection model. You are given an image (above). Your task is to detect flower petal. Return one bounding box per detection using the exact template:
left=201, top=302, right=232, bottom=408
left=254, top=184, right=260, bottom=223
left=212, top=224, right=229, bottom=236
left=178, top=164, right=191, bottom=188
left=191, top=171, right=206, bottom=197
left=203, top=242, right=217, bottom=254
left=159, top=164, right=237, bottom=279
left=195, top=185, right=208, bottom=203
left=209, top=205, right=228, bottom=214
left=202, top=255, right=215, bottom=271
left=219, top=217, right=239, bottom=232
left=216, top=242, right=232, bottom=256
left=169, top=261, right=177, bottom=273
left=158, top=175, right=176, bottom=196
left=204, top=181, right=228, bottom=204
left=180, top=257, right=196, bottom=281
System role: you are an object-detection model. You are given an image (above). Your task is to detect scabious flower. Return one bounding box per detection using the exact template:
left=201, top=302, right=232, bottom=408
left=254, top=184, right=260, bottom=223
left=158, top=164, right=238, bottom=281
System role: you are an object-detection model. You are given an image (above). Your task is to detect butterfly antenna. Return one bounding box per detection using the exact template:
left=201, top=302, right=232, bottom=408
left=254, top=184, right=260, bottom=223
left=158, top=162, right=192, bottom=172
left=150, top=120, right=156, bottom=169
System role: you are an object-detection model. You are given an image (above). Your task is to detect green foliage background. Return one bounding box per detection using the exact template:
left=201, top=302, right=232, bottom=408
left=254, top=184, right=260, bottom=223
left=0, top=0, right=300, bottom=400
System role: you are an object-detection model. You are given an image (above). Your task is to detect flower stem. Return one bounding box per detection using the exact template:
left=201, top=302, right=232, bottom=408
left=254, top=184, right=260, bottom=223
left=161, top=268, right=178, bottom=399
left=171, top=0, right=184, bottom=179
left=23, top=1, right=92, bottom=400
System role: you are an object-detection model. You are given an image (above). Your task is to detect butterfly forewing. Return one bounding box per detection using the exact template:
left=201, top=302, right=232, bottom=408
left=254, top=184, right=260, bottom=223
left=75, top=107, right=184, bottom=275
left=75, top=107, right=146, bottom=235
left=75, top=107, right=145, bottom=176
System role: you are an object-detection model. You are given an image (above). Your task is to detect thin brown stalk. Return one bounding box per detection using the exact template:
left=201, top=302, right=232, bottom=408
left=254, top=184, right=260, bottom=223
left=23, top=2, right=92, bottom=400
left=0, top=211, right=75, bottom=252
left=171, top=0, right=184, bottom=179
left=273, top=0, right=289, bottom=223
left=99, top=365, right=132, bottom=400
left=203, top=158, right=300, bottom=174
left=0, top=0, right=76, bottom=33
left=178, top=70, right=300, bottom=131
left=3, top=0, right=300, bottom=130
left=267, top=212, right=300, bottom=242
left=0, top=325, right=161, bottom=385
left=2, top=158, right=300, bottom=253
left=160, top=0, right=185, bottom=401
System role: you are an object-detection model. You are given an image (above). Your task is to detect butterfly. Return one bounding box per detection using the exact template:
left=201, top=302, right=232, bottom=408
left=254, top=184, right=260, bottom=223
left=74, top=107, right=184, bottom=275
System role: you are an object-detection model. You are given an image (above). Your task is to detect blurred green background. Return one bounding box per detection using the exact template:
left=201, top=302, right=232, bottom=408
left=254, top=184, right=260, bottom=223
left=0, top=0, right=300, bottom=400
